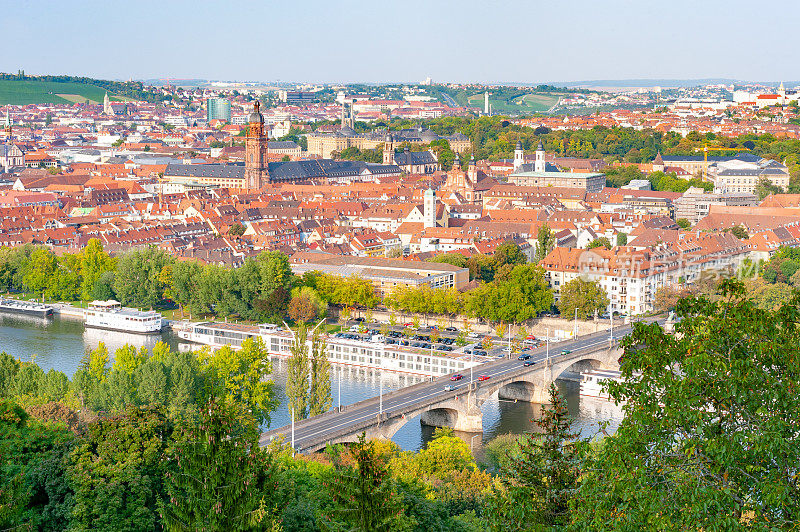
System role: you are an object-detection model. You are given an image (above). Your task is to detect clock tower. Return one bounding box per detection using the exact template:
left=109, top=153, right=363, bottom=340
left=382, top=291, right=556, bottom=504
left=245, top=101, right=268, bottom=190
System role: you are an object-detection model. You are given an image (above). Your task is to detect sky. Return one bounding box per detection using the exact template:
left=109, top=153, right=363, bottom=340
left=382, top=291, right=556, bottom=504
left=2, top=0, right=798, bottom=85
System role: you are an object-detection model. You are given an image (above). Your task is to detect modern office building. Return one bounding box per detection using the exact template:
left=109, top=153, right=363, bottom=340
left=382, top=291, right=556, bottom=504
left=207, top=98, right=231, bottom=122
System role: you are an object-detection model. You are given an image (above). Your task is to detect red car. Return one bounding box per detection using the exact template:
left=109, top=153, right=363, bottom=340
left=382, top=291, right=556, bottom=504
left=403, top=322, right=413, bottom=327
left=450, top=374, right=463, bottom=381
left=478, top=375, right=490, bottom=381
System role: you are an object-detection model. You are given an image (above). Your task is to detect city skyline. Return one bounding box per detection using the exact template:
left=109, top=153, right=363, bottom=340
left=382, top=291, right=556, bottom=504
left=3, top=0, right=799, bottom=84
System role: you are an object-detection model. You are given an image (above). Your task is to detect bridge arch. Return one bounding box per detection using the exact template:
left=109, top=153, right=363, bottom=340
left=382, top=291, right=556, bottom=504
left=497, top=379, right=539, bottom=402
left=420, top=407, right=461, bottom=429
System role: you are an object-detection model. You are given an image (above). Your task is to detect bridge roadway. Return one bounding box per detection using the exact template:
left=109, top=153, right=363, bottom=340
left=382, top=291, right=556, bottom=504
left=260, top=322, right=641, bottom=453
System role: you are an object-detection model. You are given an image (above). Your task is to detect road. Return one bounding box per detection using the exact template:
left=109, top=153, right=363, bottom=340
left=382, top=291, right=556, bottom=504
left=260, top=320, right=647, bottom=451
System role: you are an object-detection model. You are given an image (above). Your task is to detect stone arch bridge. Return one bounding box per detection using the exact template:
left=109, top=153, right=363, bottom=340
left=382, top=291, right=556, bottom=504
left=260, top=339, right=623, bottom=454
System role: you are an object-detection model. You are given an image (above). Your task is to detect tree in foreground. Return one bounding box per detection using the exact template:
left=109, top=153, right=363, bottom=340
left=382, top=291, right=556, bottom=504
left=573, top=280, right=800, bottom=529
left=487, top=383, right=581, bottom=530
left=160, top=398, right=278, bottom=531
left=323, top=433, right=414, bottom=532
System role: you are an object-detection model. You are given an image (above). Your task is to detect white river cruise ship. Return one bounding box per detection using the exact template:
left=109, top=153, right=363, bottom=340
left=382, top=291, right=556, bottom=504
left=85, top=300, right=163, bottom=334
left=176, top=321, right=488, bottom=377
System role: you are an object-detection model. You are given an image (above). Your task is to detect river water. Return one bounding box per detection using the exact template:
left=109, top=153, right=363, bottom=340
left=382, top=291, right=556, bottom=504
left=0, top=314, right=623, bottom=452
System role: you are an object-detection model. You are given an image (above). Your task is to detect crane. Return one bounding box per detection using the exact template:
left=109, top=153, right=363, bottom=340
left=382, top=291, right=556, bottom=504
left=692, top=144, right=751, bottom=181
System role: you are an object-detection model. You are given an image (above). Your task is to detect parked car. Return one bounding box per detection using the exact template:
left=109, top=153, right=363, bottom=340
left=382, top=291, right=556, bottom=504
left=445, top=326, right=458, bottom=332
left=466, top=332, right=482, bottom=340
left=474, top=350, right=488, bottom=357
left=518, top=354, right=531, bottom=360
left=349, top=325, right=361, bottom=332
left=478, top=375, right=490, bottom=382
left=450, top=374, right=463, bottom=381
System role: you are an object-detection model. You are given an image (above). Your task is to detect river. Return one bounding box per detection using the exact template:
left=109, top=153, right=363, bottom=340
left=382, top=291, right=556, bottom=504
left=0, top=314, right=623, bottom=452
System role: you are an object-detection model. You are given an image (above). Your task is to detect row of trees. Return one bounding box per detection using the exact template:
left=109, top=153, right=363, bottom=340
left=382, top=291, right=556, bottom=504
left=2, top=238, right=617, bottom=327
left=385, top=263, right=558, bottom=324
left=3, top=279, right=798, bottom=529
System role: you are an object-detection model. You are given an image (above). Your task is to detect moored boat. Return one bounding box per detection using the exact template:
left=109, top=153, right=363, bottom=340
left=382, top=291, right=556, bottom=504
left=85, top=300, right=162, bottom=334
left=0, top=298, right=54, bottom=319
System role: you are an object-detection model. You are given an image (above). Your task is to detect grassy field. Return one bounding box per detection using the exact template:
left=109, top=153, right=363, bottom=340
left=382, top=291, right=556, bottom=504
left=464, top=92, right=562, bottom=114
left=0, top=80, right=123, bottom=105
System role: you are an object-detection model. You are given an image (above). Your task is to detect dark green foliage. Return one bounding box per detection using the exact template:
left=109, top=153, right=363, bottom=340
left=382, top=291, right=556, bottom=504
left=113, top=246, right=174, bottom=308
left=574, top=280, right=800, bottom=529
left=0, top=352, right=21, bottom=396
left=69, top=406, right=175, bottom=531
left=160, top=399, right=277, bottom=531
left=0, top=399, right=73, bottom=529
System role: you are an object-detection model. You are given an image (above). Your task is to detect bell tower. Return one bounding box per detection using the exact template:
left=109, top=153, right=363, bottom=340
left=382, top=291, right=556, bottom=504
left=383, top=133, right=394, bottom=165
left=245, top=101, right=268, bottom=190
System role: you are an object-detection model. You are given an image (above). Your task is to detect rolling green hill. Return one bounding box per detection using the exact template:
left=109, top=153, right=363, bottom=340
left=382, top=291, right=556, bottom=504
left=0, top=80, right=120, bottom=105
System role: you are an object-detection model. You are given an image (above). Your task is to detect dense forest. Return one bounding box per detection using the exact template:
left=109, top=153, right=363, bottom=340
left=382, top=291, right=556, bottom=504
left=2, top=279, right=798, bottom=530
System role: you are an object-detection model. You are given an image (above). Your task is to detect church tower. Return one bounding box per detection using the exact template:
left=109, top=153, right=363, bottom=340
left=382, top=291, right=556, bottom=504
left=383, top=133, right=394, bottom=165
left=103, top=92, right=113, bottom=115
left=534, top=141, right=546, bottom=173
left=513, top=139, right=524, bottom=171
left=245, top=101, right=268, bottom=190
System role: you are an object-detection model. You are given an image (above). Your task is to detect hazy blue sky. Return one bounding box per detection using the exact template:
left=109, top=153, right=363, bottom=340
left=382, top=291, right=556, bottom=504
left=2, top=0, right=797, bottom=83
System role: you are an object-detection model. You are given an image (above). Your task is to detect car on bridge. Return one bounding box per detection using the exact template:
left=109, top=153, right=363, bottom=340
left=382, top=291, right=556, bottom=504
left=450, top=374, right=463, bottom=381
left=523, top=360, right=535, bottom=367
left=561, top=349, right=572, bottom=355
left=444, top=384, right=457, bottom=391
left=478, top=375, right=490, bottom=381
left=518, top=354, right=531, bottom=360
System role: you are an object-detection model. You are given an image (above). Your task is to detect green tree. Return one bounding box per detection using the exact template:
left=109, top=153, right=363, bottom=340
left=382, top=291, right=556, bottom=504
left=755, top=176, right=783, bottom=199
left=676, top=218, right=691, bottom=229
left=160, top=398, right=277, bottom=531
left=574, top=280, right=800, bottom=529
left=586, top=237, right=612, bottom=249
left=80, top=238, right=115, bottom=301
left=489, top=384, right=580, bottom=530
left=113, top=247, right=174, bottom=308
left=535, top=224, right=555, bottom=262
left=286, top=325, right=310, bottom=421
left=308, top=332, right=331, bottom=417
left=555, top=278, right=609, bottom=319
left=616, top=232, right=628, bottom=246
left=324, top=433, right=414, bottom=532
left=69, top=406, right=175, bottom=531
left=493, top=242, right=527, bottom=270
left=198, top=337, right=277, bottom=426
left=24, top=247, right=58, bottom=299
left=427, top=253, right=468, bottom=269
